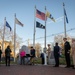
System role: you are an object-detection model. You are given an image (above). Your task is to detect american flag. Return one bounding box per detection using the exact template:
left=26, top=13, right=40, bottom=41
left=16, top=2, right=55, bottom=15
left=36, top=9, right=46, bottom=21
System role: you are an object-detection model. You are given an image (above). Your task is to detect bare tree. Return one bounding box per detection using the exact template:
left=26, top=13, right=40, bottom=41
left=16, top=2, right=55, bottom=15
left=0, top=24, right=23, bottom=55
left=35, top=43, right=41, bottom=57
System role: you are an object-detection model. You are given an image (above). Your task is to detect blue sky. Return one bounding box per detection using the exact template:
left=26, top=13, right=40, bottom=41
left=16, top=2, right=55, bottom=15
left=0, top=0, right=75, bottom=46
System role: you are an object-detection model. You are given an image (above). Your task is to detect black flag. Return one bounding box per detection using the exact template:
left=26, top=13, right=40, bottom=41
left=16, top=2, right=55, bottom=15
left=36, top=21, right=45, bottom=29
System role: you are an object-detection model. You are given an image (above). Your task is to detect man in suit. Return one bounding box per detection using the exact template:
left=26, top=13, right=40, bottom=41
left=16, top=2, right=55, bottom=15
left=63, top=38, right=71, bottom=68
left=54, top=42, right=60, bottom=67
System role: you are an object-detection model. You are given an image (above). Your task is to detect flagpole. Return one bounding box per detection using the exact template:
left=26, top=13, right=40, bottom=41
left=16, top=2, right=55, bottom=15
left=14, top=13, right=16, bottom=62
left=2, top=17, right=6, bottom=56
left=44, top=6, right=47, bottom=65
left=33, top=5, right=36, bottom=48
left=63, top=3, right=66, bottom=38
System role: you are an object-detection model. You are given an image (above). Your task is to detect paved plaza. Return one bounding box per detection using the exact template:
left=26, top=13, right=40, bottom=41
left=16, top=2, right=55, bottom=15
left=0, top=64, right=75, bottom=75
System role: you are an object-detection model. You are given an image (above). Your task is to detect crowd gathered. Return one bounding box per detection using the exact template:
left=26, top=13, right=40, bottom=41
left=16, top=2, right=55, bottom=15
left=0, top=37, right=75, bottom=69
left=49, top=37, right=75, bottom=69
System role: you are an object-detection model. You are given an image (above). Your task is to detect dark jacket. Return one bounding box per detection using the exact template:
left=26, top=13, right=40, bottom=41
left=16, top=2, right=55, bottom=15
left=54, top=46, right=60, bottom=57
left=0, top=50, right=2, bottom=57
left=30, top=49, right=35, bottom=57
left=64, top=41, right=71, bottom=54
left=40, top=53, right=44, bottom=58
left=5, top=48, right=11, bottom=56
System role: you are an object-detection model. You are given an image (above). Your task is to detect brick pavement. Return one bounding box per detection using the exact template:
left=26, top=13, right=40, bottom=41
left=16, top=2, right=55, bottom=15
left=0, top=64, right=75, bottom=75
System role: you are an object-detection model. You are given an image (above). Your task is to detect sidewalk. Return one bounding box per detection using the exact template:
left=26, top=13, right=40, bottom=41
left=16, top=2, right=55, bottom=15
left=0, top=64, right=75, bottom=75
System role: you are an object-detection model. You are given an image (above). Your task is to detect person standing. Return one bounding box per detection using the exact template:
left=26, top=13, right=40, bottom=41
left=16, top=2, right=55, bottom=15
left=63, top=38, right=71, bottom=68
left=0, top=46, right=2, bottom=64
left=5, top=45, right=11, bottom=66
left=30, top=46, right=35, bottom=65
left=40, top=52, right=44, bottom=65
left=20, top=50, right=26, bottom=65
left=47, top=44, right=51, bottom=65
left=71, top=38, right=75, bottom=69
left=53, top=43, right=60, bottom=67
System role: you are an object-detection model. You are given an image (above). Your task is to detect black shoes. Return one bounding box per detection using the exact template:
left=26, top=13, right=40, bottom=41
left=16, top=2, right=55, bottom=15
left=72, top=65, right=75, bottom=69
left=65, top=66, right=70, bottom=68
left=53, top=65, right=59, bottom=67
left=72, top=67, right=75, bottom=69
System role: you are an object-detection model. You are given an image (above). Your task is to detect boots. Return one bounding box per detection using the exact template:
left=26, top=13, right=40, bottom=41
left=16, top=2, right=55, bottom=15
left=72, top=65, right=75, bottom=69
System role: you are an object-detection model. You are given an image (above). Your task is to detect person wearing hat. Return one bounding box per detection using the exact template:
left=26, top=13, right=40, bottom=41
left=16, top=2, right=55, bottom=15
left=71, top=38, right=75, bottom=69
left=63, top=38, right=71, bottom=68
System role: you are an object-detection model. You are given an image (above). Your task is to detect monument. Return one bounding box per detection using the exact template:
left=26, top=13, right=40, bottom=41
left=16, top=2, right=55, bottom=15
left=18, top=45, right=30, bottom=64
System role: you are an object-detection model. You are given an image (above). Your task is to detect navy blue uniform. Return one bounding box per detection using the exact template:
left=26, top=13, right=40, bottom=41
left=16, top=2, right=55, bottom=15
left=64, top=41, right=71, bottom=67
left=54, top=45, right=60, bottom=67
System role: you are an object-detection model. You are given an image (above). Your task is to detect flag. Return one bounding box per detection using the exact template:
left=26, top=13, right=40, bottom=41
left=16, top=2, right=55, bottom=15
left=63, top=3, right=68, bottom=23
left=46, top=11, right=55, bottom=22
left=64, top=8, right=68, bottom=23
left=15, top=18, right=24, bottom=27
left=6, top=21, right=12, bottom=31
left=36, top=21, right=45, bottom=29
left=36, top=9, right=46, bottom=21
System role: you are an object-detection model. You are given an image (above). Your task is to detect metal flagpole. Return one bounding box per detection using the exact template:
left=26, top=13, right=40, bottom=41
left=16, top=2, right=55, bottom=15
left=44, top=6, right=47, bottom=65
left=33, top=5, right=36, bottom=48
left=2, top=17, right=6, bottom=56
left=14, top=13, right=16, bottom=62
left=63, top=3, right=66, bottom=38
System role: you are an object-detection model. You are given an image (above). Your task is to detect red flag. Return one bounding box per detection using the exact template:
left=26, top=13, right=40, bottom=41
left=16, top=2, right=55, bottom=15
left=36, top=9, right=46, bottom=21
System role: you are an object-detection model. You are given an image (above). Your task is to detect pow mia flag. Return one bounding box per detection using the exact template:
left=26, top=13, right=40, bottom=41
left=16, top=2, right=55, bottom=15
left=36, top=21, right=45, bottom=29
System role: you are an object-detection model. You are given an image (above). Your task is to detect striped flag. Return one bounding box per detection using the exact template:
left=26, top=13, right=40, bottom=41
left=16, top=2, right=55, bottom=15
left=46, top=11, right=55, bottom=22
left=15, top=18, right=24, bottom=27
left=36, top=9, right=46, bottom=21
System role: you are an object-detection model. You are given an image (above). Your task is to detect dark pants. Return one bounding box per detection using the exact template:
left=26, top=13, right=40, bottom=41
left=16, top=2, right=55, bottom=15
left=0, top=56, right=1, bottom=64
left=41, top=58, right=44, bottom=64
left=5, top=56, right=10, bottom=66
left=30, top=56, right=35, bottom=65
left=20, top=57, right=25, bottom=65
left=65, top=53, right=71, bottom=67
left=54, top=55, right=59, bottom=66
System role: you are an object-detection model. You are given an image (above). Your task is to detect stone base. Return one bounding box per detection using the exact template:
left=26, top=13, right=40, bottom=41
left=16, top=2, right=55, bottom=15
left=49, top=59, right=55, bottom=65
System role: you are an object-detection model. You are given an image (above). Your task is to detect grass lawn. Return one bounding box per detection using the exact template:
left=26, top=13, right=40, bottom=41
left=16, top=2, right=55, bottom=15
left=0, top=56, right=73, bottom=65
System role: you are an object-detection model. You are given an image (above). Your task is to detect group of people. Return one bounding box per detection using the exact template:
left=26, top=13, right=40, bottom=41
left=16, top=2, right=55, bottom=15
left=0, top=37, right=75, bottom=69
left=53, top=38, right=75, bottom=69
left=20, top=46, right=35, bottom=65
left=0, top=45, right=12, bottom=66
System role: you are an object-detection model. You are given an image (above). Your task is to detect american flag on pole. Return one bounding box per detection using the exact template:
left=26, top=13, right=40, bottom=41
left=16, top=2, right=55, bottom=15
left=36, top=9, right=46, bottom=21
